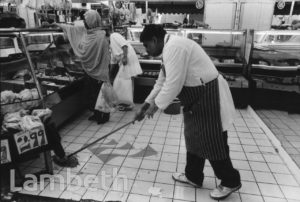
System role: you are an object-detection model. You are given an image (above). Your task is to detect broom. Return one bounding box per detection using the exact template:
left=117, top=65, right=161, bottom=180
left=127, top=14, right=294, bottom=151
left=53, top=119, right=136, bottom=167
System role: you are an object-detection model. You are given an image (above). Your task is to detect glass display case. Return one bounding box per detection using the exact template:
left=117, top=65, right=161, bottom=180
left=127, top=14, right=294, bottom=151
left=127, top=27, right=250, bottom=107
left=0, top=29, right=86, bottom=127
left=250, top=30, right=300, bottom=111
left=0, top=30, right=53, bottom=175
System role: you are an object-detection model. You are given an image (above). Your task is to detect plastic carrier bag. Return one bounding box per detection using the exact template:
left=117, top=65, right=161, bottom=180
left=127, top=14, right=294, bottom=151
left=113, top=65, right=134, bottom=107
left=95, top=82, right=118, bottom=113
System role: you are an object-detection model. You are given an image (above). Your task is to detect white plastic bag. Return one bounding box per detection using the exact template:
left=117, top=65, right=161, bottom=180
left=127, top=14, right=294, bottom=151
left=113, top=65, right=134, bottom=106
left=118, top=63, right=132, bottom=79
left=95, top=82, right=118, bottom=113
left=101, top=82, right=118, bottom=107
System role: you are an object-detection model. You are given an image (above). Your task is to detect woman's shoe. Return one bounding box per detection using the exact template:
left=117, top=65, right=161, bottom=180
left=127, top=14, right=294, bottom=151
left=95, top=111, right=110, bottom=124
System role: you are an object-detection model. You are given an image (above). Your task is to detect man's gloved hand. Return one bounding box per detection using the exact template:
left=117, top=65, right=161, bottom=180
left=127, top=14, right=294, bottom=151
left=135, top=102, right=150, bottom=121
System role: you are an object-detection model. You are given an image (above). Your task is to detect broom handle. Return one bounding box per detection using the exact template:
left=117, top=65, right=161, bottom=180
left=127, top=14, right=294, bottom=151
left=67, top=120, right=135, bottom=158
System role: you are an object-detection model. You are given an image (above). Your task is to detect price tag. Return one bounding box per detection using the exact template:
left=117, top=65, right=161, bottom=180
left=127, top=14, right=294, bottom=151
left=1, top=139, right=11, bottom=164
left=14, top=126, right=48, bottom=154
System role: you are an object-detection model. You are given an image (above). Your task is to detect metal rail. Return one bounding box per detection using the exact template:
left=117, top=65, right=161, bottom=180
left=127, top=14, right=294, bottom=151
left=0, top=28, right=63, bottom=33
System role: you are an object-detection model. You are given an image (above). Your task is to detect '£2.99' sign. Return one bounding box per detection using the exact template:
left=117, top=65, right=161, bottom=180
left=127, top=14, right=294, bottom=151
left=14, top=126, right=48, bottom=154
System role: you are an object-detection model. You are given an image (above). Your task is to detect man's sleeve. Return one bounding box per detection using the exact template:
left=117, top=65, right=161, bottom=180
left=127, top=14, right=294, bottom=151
left=154, top=45, right=188, bottom=109
left=145, top=69, right=165, bottom=104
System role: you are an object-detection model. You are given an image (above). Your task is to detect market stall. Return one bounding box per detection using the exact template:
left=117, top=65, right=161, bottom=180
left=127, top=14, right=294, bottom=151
left=0, top=28, right=87, bottom=127
left=0, top=30, right=56, bottom=193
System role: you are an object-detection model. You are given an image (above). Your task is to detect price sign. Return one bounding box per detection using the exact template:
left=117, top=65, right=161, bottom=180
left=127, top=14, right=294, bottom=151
left=14, top=126, right=48, bottom=154
left=1, top=139, right=11, bottom=164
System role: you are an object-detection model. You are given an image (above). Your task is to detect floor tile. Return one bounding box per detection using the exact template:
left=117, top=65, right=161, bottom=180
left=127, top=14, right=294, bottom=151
left=118, top=166, right=138, bottom=180
left=263, top=196, right=288, bottom=202
left=280, top=185, right=300, bottom=200
left=158, top=161, right=177, bottom=172
left=122, top=157, right=143, bottom=168
left=18, top=181, right=49, bottom=196
left=104, top=190, right=128, bottom=201
left=196, top=189, right=216, bottom=202
left=230, top=151, right=247, bottom=160
left=80, top=162, right=102, bottom=175
left=136, top=169, right=157, bottom=182
left=173, top=185, right=196, bottom=201
left=249, top=161, right=270, bottom=172
left=202, top=177, right=217, bottom=189
left=239, top=170, right=256, bottom=182
left=258, top=183, right=284, bottom=198
left=39, top=183, right=66, bottom=198
left=273, top=173, right=299, bottom=186
left=240, top=193, right=264, bottom=202
left=110, top=178, right=134, bottom=193
left=59, top=184, right=86, bottom=201
left=131, top=180, right=153, bottom=196
left=161, top=152, right=178, bottom=163
left=246, top=153, right=265, bottom=162
left=163, top=145, right=179, bottom=154
left=153, top=183, right=174, bottom=198
left=268, top=163, right=291, bottom=174
left=155, top=171, right=174, bottom=185
left=242, top=145, right=260, bottom=153
left=150, top=137, right=166, bottom=145
left=127, top=193, right=150, bottom=202
left=232, top=160, right=251, bottom=170
left=140, top=159, right=160, bottom=170
left=150, top=197, right=172, bottom=202
left=253, top=171, right=276, bottom=184
left=263, top=154, right=284, bottom=164
left=81, top=187, right=107, bottom=201
left=239, top=181, right=261, bottom=195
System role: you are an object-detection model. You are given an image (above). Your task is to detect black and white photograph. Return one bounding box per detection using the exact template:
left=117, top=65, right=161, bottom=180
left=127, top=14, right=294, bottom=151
left=0, top=0, right=300, bottom=201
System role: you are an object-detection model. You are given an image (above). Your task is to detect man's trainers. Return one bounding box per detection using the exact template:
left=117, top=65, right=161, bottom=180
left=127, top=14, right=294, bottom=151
left=210, top=184, right=242, bottom=200
left=172, top=173, right=202, bottom=187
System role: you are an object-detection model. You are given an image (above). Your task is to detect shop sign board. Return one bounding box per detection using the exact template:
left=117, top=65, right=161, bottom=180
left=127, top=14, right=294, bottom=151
left=1, top=139, right=11, bottom=164
left=14, top=126, right=48, bottom=155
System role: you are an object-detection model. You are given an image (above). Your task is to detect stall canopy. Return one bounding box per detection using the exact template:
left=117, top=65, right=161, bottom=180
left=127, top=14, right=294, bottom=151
left=133, top=1, right=202, bottom=14
left=71, top=0, right=202, bottom=14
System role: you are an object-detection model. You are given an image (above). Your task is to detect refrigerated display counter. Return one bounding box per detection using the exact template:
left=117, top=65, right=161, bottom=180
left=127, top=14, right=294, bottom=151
left=0, top=29, right=86, bottom=127
left=250, top=30, right=300, bottom=111
left=128, top=27, right=250, bottom=107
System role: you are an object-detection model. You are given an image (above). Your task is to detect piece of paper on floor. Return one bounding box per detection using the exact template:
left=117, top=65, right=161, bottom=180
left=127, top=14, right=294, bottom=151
left=148, top=186, right=162, bottom=196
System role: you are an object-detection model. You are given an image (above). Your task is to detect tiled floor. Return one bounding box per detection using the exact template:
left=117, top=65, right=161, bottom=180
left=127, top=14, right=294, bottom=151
left=14, top=106, right=300, bottom=202
left=255, top=110, right=300, bottom=168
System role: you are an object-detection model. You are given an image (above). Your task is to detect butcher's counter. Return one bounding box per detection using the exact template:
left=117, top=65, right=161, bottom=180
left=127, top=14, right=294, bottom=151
left=249, top=30, right=300, bottom=112
left=134, top=56, right=250, bottom=108
left=0, top=30, right=87, bottom=128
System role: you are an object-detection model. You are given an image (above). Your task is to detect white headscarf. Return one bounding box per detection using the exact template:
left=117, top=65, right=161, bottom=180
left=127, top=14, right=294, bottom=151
left=84, top=10, right=102, bottom=29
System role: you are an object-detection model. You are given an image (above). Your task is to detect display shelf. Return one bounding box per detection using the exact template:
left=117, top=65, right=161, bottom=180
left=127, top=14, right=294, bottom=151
left=0, top=28, right=86, bottom=177
left=0, top=29, right=55, bottom=177
left=249, top=30, right=300, bottom=110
